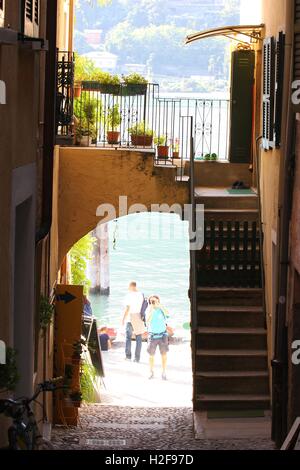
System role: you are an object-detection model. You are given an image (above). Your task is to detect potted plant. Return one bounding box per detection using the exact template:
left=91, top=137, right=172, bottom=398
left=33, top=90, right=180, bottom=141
left=0, top=347, right=19, bottom=393
left=210, top=153, right=218, bottom=161
left=69, top=390, right=82, bottom=408
left=122, top=73, right=148, bottom=96
left=155, top=135, right=169, bottom=158
left=39, top=295, right=54, bottom=331
left=106, top=104, right=121, bottom=144
left=129, top=121, right=153, bottom=147
left=74, top=96, right=99, bottom=146
left=72, top=339, right=85, bottom=365
left=172, top=138, right=180, bottom=158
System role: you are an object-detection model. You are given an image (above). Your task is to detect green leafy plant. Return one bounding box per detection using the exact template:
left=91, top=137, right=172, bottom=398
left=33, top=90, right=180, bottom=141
left=70, top=233, right=94, bottom=294
left=0, top=347, right=19, bottom=392
left=74, top=95, right=100, bottom=141
left=128, top=121, right=153, bottom=137
left=93, top=71, right=121, bottom=85
left=39, top=295, right=54, bottom=330
left=172, top=138, right=180, bottom=153
left=106, top=104, right=121, bottom=131
left=123, top=73, right=148, bottom=85
left=154, top=135, right=167, bottom=146
left=74, top=53, right=98, bottom=83
left=80, top=363, right=97, bottom=403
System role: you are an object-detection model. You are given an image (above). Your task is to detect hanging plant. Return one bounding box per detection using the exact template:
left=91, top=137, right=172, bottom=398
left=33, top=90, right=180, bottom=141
left=0, top=347, right=19, bottom=392
left=39, top=295, right=54, bottom=330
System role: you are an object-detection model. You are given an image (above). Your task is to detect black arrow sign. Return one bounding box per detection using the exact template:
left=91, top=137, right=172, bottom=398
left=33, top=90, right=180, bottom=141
left=56, top=291, right=76, bottom=304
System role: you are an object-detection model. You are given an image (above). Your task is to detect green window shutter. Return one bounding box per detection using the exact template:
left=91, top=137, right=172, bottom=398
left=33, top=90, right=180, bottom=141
left=229, top=49, right=255, bottom=163
left=274, top=32, right=285, bottom=148
left=262, top=37, right=276, bottom=150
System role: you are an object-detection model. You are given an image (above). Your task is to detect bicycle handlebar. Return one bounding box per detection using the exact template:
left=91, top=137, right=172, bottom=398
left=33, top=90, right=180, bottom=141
left=0, top=377, right=65, bottom=412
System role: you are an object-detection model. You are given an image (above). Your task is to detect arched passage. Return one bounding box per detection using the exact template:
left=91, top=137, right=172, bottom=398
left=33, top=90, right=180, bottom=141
left=50, top=147, right=189, bottom=283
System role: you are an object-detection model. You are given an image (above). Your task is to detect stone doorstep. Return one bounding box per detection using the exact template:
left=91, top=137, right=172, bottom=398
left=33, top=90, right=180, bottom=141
left=194, top=411, right=272, bottom=440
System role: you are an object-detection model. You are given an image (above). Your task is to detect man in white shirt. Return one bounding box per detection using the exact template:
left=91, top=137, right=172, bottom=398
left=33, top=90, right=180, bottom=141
left=122, top=281, right=145, bottom=362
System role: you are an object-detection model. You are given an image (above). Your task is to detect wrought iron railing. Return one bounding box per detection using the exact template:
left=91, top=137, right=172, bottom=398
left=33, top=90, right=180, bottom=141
left=56, top=51, right=74, bottom=139
left=73, top=82, right=229, bottom=161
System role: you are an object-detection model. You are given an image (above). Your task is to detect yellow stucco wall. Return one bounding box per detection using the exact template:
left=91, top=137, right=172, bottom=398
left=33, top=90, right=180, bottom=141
left=51, top=147, right=189, bottom=277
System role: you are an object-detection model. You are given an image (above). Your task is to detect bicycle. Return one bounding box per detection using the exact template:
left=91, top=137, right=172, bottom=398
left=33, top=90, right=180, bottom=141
left=0, top=377, right=64, bottom=450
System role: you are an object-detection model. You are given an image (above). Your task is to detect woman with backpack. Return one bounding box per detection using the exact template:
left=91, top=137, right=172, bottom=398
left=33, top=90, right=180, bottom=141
left=146, top=295, right=170, bottom=380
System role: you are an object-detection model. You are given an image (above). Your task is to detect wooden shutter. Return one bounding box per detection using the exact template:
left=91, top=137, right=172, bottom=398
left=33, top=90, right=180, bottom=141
left=24, top=0, right=40, bottom=37
left=262, top=37, right=276, bottom=150
left=274, top=32, right=285, bottom=148
left=0, top=0, right=5, bottom=28
left=229, top=50, right=255, bottom=163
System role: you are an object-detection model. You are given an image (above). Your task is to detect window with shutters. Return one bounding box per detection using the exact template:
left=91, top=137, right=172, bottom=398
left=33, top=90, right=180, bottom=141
left=262, top=37, right=276, bottom=150
left=0, top=0, right=5, bottom=28
left=24, top=0, right=40, bottom=37
left=274, top=32, right=285, bottom=148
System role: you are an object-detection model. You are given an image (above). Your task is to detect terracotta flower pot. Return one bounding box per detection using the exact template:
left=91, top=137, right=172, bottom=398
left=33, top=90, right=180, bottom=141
left=131, top=134, right=153, bottom=147
left=172, top=151, right=179, bottom=158
left=74, top=85, right=81, bottom=99
left=157, top=145, right=169, bottom=158
left=107, top=131, right=120, bottom=144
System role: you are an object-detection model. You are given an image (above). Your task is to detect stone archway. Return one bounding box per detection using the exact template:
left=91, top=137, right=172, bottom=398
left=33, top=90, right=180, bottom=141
left=50, top=147, right=189, bottom=283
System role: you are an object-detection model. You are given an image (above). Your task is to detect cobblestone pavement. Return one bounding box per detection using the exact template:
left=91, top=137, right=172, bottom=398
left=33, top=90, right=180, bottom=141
left=51, top=405, right=275, bottom=450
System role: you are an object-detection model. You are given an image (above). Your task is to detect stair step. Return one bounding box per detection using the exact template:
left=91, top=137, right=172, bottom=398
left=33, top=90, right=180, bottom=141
left=197, top=305, right=264, bottom=328
left=195, top=370, right=269, bottom=394
left=194, top=394, right=270, bottom=411
left=195, top=371, right=268, bottom=378
left=202, top=209, right=259, bottom=222
left=195, top=195, right=258, bottom=210
left=195, top=349, right=268, bottom=372
left=197, top=287, right=263, bottom=306
left=197, top=327, right=266, bottom=334
left=196, top=327, right=267, bottom=350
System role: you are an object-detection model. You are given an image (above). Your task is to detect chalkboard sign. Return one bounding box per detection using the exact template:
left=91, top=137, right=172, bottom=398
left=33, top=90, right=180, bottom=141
left=86, top=319, right=104, bottom=377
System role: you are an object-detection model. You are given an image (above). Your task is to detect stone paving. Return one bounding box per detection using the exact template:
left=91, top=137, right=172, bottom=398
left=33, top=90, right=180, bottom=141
left=51, top=342, right=274, bottom=450
left=51, top=404, right=275, bottom=450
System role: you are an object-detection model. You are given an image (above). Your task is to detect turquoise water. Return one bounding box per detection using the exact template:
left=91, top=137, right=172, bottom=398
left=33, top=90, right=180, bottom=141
left=90, top=212, right=191, bottom=336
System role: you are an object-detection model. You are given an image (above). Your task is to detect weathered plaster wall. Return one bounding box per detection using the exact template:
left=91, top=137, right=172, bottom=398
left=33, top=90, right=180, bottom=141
left=53, top=148, right=189, bottom=274
left=260, top=0, right=291, bottom=362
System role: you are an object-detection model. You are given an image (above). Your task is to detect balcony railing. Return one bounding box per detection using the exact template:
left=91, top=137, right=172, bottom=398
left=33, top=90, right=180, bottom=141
left=55, top=50, right=230, bottom=164
left=73, top=82, right=229, bottom=162
left=56, top=51, right=74, bottom=142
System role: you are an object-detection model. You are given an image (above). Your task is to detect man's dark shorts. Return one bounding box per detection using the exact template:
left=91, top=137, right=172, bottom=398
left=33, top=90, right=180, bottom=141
left=147, top=333, right=169, bottom=356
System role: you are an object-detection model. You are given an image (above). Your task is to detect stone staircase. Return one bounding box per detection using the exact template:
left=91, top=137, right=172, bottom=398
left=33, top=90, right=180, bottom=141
left=194, top=287, right=270, bottom=412
left=193, top=187, right=270, bottom=415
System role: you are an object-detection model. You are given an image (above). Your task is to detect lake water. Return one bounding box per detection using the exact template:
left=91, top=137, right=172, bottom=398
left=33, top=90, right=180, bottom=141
left=89, top=212, right=191, bottom=337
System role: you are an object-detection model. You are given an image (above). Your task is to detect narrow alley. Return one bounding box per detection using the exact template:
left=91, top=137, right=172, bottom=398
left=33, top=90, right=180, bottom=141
left=51, top=341, right=274, bottom=450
